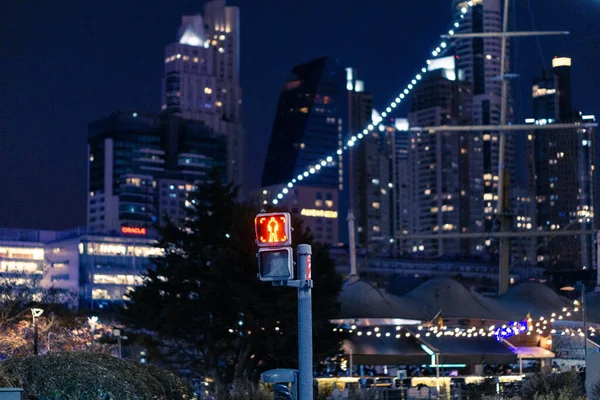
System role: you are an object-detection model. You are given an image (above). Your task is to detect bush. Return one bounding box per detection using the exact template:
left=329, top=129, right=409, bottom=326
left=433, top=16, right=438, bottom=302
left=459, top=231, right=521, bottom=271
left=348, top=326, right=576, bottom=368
left=520, top=372, right=585, bottom=400
left=1, top=352, right=193, bottom=399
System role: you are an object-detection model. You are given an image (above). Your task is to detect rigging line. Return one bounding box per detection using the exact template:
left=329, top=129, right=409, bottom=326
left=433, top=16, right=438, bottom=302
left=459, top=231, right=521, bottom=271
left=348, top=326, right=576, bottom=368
left=526, top=0, right=547, bottom=70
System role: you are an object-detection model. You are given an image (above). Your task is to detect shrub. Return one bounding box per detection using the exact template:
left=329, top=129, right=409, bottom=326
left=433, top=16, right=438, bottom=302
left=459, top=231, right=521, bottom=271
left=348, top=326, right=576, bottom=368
left=1, top=352, right=193, bottom=399
left=520, top=372, right=585, bottom=400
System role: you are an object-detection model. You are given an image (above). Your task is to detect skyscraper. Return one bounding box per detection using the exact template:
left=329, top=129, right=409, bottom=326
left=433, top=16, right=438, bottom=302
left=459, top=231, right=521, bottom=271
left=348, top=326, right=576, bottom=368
left=407, top=56, right=472, bottom=257
left=526, top=57, right=596, bottom=269
left=451, top=0, right=515, bottom=256
left=87, top=112, right=227, bottom=234
left=162, top=0, right=244, bottom=189
left=260, top=57, right=348, bottom=245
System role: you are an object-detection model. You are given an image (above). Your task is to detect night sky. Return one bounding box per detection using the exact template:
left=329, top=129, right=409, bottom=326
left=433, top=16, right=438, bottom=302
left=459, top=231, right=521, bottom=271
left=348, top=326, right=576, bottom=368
left=1, top=0, right=599, bottom=229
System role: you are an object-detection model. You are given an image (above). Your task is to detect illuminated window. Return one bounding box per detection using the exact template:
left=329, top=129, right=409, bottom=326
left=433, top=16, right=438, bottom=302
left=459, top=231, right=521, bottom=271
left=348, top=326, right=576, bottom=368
left=372, top=202, right=380, bottom=209
left=204, top=87, right=213, bottom=95
left=216, top=101, right=223, bottom=107
left=182, top=55, right=190, bottom=61
left=94, top=274, right=144, bottom=285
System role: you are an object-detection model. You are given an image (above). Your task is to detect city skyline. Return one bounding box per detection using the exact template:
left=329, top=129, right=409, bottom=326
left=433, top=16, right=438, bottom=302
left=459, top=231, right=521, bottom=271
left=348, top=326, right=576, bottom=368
left=2, top=0, right=600, bottom=229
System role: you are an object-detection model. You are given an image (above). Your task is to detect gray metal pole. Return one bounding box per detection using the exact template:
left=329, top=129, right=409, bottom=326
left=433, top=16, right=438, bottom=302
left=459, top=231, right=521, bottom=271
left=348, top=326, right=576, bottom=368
left=297, top=244, right=313, bottom=400
left=33, top=316, right=39, bottom=356
left=582, top=286, right=587, bottom=363
left=497, top=0, right=511, bottom=295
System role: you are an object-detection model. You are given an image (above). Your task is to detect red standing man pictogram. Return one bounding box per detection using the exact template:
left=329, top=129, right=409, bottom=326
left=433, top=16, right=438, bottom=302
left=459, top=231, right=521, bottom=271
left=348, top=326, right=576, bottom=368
left=268, top=217, right=279, bottom=242
left=306, top=255, right=312, bottom=280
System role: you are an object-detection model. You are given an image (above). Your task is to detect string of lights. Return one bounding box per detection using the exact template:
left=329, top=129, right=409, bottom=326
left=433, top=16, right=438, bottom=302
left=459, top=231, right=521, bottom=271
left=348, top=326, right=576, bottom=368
left=270, top=5, right=474, bottom=205
left=329, top=299, right=598, bottom=341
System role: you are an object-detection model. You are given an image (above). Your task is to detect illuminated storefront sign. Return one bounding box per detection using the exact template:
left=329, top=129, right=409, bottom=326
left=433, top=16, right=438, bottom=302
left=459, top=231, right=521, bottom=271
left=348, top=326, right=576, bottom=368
left=121, top=226, right=147, bottom=235
left=300, top=209, right=338, bottom=219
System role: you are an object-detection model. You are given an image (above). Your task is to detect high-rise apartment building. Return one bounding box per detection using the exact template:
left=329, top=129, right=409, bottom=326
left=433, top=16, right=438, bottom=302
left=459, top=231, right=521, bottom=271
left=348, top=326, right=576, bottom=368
left=260, top=57, right=349, bottom=245
left=526, top=57, right=596, bottom=269
left=87, top=112, right=227, bottom=233
left=451, top=0, right=515, bottom=256
left=407, top=57, right=472, bottom=257
left=162, top=0, right=244, bottom=188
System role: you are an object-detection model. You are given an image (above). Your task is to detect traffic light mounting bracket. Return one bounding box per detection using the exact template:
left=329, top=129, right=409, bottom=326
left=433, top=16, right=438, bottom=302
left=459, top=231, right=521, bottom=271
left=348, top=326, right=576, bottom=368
left=271, top=280, right=313, bottom=289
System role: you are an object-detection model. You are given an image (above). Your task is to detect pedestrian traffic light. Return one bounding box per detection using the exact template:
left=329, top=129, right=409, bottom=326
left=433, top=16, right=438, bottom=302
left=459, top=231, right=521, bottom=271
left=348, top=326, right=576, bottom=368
left=257, top=247, right=293, bottom=281
left=255, top=212, right=292, bottom=247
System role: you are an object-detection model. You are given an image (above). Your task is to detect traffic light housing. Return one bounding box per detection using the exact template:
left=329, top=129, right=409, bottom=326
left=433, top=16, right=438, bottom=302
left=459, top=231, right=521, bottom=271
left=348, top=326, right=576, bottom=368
left=258, top=247, right=293, bottom=281
left=255, top=212, right=292, bottom=247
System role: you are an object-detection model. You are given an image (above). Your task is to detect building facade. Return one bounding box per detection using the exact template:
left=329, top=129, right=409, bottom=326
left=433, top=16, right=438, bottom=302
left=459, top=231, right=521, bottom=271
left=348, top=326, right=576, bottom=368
left=162, top=0, right=244, bottom=188
left=526, top=57, right=596, bottom=269
left=451, top=0, right=515, bottom=257
left=260, top=57, right=349, bottom=245
left=87, top=112, right=227, bottom=233
left=0, top=227, right=161, bottom=310
left=407, top=57, right=472, bottom=258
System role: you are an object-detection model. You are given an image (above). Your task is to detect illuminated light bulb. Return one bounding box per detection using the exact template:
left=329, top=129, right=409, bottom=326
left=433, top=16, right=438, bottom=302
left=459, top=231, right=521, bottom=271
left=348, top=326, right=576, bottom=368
left=366, top=331, right=372, bottom=336
left=376, top=333, right=381, bottom=337
left=391, top=102, right=397, bottom=108
left=282, top=188, right=288, bottom=194
left=408, top=84, right=413, bottom=89
left=540, top=316, right=544, bottom=320
left=426, top=333, right=431, bottom=337
left=422, top=67, right=427, bottom=73
left=351, top=325, right=357, bottom=330
left=404, top=89, right=409, bottom=94
left=566, top=312, right=571, bottom=317
left=315, top=165, right=321, bottom=171
left=551, top=313, right=556, bottom=317
left=551, top=329, right=556, bottom=334
left=358, top=134, right=363, bottom=139
left=416, top=334, right=420, bottom=338
left=303, top=171, right=309, bottom=177
left=562, top=307, right=567, bottom=312
left=449, top=30, right=454, bottom=35
left=400, top=94, right=405, bottom=99
left=558, top=316, right=563, bottom=320
left=363, top=129, right=369, bottom=134
left=441, top=42, right=447, bottom=48
left=326, top=156, right=333, bottom=162
left=309, top=168, right=316, bottom=174
left=357, top=331, right=363, bottom=336
left=460, top=14, right=464, bottom=19
left=396, top=334, right=401, bottom=339
left=337, top=149, right=342, bottom=155
left=277, top=194, right=283, bottom=199
left=333, top=328, right=337, bottom=332
left=527, top=332, right=531, bottom=335
left=386, top=107, right=392, bottom=113
left=381, top=112, right=387, bottom=118
left=297, top=174, right=303, bottom=180
left=320, top=160, right=326, bottom=166
left=435, top=47, right=440, bottom=52
left=455, top=22, right=459, bottom=27
left=574, top=307, right=579, bottom=312
left=461, top=7, right=467, bottom=13
left=411, top=80, right=416, bottom=85
left=288, top=182, right=293, bottom=188
left=432, top=51, right=438, bottom=56
left=347, top=141, right=354, bottom=147
left=229, top=329, right=234, bottom=333
left=416, top=75, right=422, bottom=80
left=385, top=332, right=390, bottom=337
left=406, top=333, right=411, bottom=337
left=418, top=326, right=423, bottom=330
left=426, top=60, right=431, bottom=65
left=272, top=199, right=278, bottom=205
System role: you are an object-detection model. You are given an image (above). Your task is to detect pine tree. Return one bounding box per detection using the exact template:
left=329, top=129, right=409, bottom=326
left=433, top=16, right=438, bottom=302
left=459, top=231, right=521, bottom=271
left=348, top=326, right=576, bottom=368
left=124, top=172, right=344, bottom=391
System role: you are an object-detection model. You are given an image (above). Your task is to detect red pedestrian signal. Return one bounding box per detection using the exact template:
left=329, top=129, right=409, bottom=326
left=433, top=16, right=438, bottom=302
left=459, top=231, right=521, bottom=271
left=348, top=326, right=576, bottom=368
left=255, top=212, right=292, bottom=247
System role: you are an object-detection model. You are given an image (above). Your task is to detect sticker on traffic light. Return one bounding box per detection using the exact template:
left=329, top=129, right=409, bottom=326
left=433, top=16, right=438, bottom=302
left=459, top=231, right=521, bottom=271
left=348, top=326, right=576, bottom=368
left=255, top=212, right=292, bottom=247
left=257, top=247, right=293, bottom=281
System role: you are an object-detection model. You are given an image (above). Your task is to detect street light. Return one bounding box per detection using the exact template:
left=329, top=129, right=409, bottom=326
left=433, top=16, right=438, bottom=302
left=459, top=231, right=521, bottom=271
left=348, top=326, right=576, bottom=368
left=31, top=308, right=44, bottom=355
left=560, top=282, right=586, bottom=363
left=88, top=316, right=98, bottom=350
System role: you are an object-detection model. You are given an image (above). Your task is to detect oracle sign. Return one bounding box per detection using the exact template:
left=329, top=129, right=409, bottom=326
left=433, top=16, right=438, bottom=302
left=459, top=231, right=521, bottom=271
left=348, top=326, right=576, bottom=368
left=121, top=226, right=147, bottom=235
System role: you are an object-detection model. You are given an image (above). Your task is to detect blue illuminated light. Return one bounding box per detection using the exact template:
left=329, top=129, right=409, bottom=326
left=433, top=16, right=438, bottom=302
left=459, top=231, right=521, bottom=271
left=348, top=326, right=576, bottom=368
left=494, top=321, right=528, bottom=341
